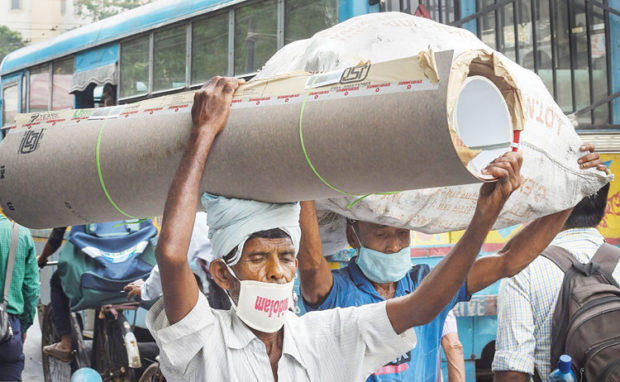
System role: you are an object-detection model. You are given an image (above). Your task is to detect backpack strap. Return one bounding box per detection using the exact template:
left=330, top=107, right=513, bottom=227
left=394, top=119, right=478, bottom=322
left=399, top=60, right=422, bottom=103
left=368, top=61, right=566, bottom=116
left=540, top=245, right=577, bottom=273
left=2, top=224, right=19, bottom=304
left=591, top=243, right=620, bottom=277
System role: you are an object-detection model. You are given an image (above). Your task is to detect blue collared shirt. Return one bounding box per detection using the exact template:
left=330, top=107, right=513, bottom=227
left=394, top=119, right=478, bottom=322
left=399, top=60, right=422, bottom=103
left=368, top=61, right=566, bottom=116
left=303, top=257, right=469, bottom=382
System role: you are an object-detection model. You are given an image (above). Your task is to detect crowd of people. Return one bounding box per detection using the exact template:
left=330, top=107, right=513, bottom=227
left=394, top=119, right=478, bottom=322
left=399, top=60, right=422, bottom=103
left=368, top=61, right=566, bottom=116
left=0, top=75, right=615, bottom=382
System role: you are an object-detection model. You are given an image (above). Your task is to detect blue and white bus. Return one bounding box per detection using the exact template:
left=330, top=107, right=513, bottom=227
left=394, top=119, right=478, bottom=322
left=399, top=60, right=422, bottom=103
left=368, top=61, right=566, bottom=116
left=1, top=0, right=618, bottom=380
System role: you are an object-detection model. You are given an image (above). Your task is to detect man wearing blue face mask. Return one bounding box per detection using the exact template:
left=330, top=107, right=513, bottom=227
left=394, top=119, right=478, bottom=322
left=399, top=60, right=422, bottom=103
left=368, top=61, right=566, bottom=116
left=298, top=146, right=607, bottom=382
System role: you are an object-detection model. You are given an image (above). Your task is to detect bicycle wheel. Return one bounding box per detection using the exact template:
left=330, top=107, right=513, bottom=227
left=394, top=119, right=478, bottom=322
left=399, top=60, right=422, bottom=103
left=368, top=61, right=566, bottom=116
left=138, top=363, right=166, bottom=382
left=40, top=304, right=72, bottom=382
left=92, top=311, right=136, bottom=382
left=70, top=312, right=91, bottom=369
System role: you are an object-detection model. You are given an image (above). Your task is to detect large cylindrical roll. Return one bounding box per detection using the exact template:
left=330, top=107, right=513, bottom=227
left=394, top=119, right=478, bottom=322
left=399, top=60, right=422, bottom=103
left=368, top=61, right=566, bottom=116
left=0, top=50, right=515, bottom=228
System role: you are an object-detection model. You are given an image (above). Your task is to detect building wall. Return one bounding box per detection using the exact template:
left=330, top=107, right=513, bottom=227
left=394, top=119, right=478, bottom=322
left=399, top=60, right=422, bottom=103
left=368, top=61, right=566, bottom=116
left=0, top=0, right=92, bottom=44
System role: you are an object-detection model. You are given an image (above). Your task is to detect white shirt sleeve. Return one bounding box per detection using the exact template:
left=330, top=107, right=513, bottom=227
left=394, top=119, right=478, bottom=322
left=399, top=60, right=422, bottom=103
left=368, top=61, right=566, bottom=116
left=141, top=213, right=212, bottom=301
left=442, top=309, right=458, bottom=338
left=295, top=300, right=417, bottom=381
left=188, top=212, right=212, bottom=263
left=355, top=301, right=418, bottom=376
left=140, top=264, right=162, bottom=301
left=492, top=268, right=536, bottom=374
left=146, top=293, right=215, bottom=378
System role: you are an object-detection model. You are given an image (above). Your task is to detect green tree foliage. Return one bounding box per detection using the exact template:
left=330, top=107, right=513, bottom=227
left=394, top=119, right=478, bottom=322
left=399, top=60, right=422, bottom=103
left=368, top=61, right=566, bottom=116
left=74, top=0, right=154, bottom=21
left=0, top=25, right=26, bottom=63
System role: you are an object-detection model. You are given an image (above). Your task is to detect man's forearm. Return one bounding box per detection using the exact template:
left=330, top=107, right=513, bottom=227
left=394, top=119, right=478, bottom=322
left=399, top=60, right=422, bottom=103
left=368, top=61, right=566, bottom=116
left=466, top=208, right=572, bottom=294
left=40, top=227, right=67, bottom=259
left=298, top=201, right=333, bottom=305
left=157, top=127, right=217, bottom=324
left=387, top=206, right=499, bottom=332
left=442, top=333, right=465, bottom=382
left=157, top=77, right=241, bottom=324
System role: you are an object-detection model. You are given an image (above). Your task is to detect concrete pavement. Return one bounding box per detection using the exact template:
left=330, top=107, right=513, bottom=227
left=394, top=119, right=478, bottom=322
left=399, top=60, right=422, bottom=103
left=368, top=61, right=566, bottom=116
left=22, top=311, right=44, bottom=380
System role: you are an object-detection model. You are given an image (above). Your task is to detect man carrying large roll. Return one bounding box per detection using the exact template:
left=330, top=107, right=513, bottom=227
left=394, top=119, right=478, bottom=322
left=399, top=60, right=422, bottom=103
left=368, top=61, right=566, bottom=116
left=147, top=75, right=541, bottom=381
left=296, top=151, right=605, bottom=381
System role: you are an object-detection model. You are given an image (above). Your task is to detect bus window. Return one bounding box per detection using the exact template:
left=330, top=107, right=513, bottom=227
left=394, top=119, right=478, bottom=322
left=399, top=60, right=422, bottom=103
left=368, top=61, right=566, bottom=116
left=120, top=36, right=149, bottom=99
left=154, top=25, right=187, bottom=91
left=2, top=83, right=19, bottom=126
left=234, top=0, right=277, bottom=75
left=52, top=57, right=74, bottom=110
left=284, top=0, right=338, bottom=44
left=93, top=84, right=117, bottom=107
left=192, top=13, right=228, bottom=84
left=30, top=65, right=50, bottom=112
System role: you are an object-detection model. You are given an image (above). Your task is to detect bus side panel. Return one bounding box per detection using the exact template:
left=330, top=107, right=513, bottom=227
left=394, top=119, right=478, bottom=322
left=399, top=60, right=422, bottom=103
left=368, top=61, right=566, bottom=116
left=599, top=154, right=620, bottom=244
left=611, top=0, right=620, bottom=124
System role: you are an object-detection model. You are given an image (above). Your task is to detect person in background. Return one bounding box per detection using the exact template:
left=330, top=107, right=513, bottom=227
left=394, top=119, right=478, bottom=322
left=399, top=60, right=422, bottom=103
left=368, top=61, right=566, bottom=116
left=296, top=145, right=605, bottom=382
left=0, top=214, right=39, bottom=381
left=39, top=82, right=121, bottom=361
left=101, top=84, right=116, bottom=108
left=439, top=310, right=465, bottom=382
left=123, top=212, right=230, bottom=309
left=37, top=226, right=72, bottom=361
left=492, top=183, right=619, bottom=381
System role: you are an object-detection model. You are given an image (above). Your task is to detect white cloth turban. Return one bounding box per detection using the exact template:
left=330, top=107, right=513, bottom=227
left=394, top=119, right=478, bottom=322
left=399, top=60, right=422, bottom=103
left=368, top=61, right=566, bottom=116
left=201, top=193, right=301, bottom=266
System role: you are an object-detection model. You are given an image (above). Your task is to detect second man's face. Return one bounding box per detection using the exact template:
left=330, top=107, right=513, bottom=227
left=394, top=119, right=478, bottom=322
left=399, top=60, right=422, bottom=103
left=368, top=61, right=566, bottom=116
left=354, top=221, right=411, bottom=254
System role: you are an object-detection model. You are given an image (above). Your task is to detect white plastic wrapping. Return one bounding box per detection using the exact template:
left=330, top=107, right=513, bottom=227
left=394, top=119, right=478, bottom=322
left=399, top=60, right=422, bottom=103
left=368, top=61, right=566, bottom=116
left=256, top=12, right=611, bottom=252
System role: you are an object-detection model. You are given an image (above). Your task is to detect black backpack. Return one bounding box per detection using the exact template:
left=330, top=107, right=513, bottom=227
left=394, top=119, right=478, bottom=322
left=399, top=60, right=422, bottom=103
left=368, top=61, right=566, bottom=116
left=539, top=244, right=620, bottom=381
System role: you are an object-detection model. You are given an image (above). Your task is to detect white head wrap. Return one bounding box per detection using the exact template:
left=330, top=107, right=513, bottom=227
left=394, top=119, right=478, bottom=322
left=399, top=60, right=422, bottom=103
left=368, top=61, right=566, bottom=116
left=201, top=193, right=301, bottom=266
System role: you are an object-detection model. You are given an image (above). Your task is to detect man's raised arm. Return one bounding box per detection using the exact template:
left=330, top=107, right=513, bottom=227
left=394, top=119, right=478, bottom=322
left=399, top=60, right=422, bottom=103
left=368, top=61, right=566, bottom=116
left=387, top=152, right=523, bottom=333
left=465, top=142, right=606, bottom=295
left=298, top=201, right=334, bottom=306
left=156, top=77, right=243, bottom=324
left=465, top=208, right=571, bottom=295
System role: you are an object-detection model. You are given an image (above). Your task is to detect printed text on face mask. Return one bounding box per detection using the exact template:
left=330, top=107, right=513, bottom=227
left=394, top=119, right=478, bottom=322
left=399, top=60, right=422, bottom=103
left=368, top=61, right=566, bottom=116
left=254, top=296, right=289, bottom=317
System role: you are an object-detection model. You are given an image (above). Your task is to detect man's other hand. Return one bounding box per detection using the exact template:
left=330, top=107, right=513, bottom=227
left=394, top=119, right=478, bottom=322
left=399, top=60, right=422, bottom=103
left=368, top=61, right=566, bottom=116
left=479, top=151, right=523, bottom=215
left=191, top=76, right=245, bottom=136
left=578, top=143, right=607, bottom=172
left=123, top=279, right=144, bottom=301
left=37, top=254, right=47, bottom=268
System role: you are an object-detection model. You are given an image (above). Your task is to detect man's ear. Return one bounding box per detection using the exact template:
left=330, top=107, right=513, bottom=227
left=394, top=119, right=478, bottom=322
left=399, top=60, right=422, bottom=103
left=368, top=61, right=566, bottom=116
left=209, top=260, right=234, bottom=290
left=346, top=223, right=360, bottom=250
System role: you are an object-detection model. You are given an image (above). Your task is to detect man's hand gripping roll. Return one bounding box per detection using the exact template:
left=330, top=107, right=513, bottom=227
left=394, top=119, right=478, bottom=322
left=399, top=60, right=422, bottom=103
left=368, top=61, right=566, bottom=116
left=386, top=152, right=523, bottom=334
left=157, top=76, right=244, bottom=325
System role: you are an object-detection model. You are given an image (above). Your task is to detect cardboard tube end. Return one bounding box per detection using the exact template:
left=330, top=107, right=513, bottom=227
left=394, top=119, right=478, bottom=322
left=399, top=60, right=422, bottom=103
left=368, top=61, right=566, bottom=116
left=454, top=76, right=513, bottom=181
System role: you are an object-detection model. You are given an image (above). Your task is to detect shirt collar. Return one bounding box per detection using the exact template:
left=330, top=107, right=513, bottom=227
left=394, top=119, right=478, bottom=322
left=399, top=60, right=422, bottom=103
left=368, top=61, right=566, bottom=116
left=225, top=310, right=260, bottom=349
left=225, top=311, right=308, bottom=369
left=348, top=255, right=413, bottom=299
left=281, top=314, right=308, bottom=369
left=551, top=227, right=605, bottom=247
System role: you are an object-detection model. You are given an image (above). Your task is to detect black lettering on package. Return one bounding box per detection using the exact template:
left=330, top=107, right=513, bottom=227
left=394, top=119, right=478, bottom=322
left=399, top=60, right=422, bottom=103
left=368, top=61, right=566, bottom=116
left=340, top=63, right=370, bottom=84
left=6, top=201, right=15, bottom=211
left=19, top=129, right=44, bottom=154
left=386, top=350, right=411, bottom=366
left=0, top=166, right=4, bottom=179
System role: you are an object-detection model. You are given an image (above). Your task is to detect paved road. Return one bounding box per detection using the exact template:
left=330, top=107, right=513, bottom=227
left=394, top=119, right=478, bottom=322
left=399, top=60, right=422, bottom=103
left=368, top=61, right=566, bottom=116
left=23, top=311, right=44, bottom=380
